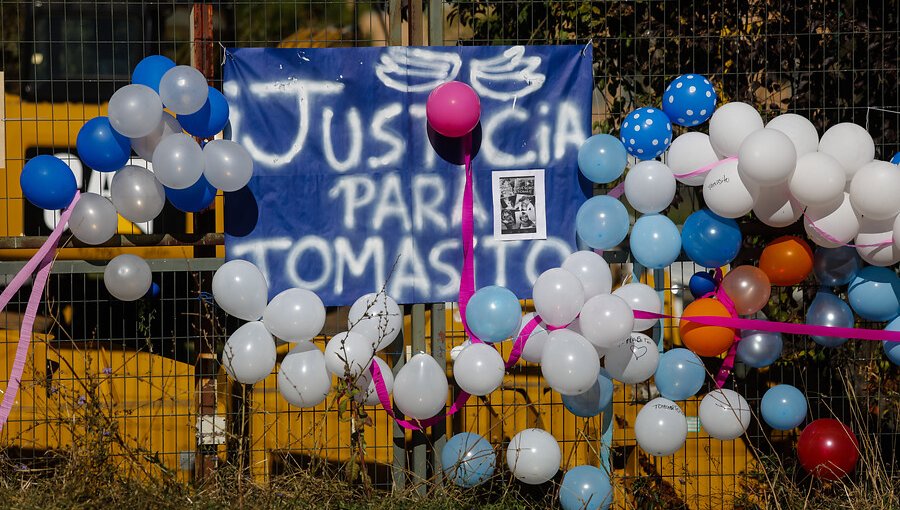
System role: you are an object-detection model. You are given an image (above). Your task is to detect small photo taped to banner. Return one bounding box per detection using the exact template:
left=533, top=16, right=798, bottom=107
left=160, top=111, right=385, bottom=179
left=492, top=169, right=547, bottom=241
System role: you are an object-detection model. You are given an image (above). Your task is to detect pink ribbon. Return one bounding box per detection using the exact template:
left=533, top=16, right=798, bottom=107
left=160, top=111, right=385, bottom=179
left=457, top=133, right=482, bottom=344
left=672, top=156, right=737, bottom=180
left=701, top=269, right=742, bottom=388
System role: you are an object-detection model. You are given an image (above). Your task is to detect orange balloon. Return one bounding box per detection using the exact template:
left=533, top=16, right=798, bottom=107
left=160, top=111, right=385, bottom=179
left=679, top=298, right=735, bottom=357
left=759, top=236, right=814, bottom=286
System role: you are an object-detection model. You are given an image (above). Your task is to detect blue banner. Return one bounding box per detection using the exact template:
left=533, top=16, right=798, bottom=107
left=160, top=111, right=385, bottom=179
left=223, top=45, right=592, bottom=305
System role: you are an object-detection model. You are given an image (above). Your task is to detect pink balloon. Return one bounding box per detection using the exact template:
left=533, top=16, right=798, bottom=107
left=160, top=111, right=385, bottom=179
left=426, top=81, right=481, bottom=138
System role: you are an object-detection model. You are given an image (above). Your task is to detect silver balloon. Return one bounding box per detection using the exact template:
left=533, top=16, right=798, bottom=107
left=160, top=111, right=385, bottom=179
left=393, top=353, right=448, bottom=420
left=736, top=330, right=783, bottom=368
left=103, top=254, right=152, bottom=301
left=506, top=428, right=561, bottom=485
left=151, top=133, right=205, bottom=189
left=69, top=192, right=117, bottom=245
left=353, top=356, right=393, bottom=406
left=211, top=260, right=268, bottom=321
left=107, top=84, right=163, bottom=138
left=132, top=113, right=182, bottom=162
left=110, top=165, right=166, bottom=223
left=203, top=139, right=254, bottom=192
left=277, top=342, right=332, bottom=408
left=324, top=331, right=376, bottom=377
left=263, top=288, right=326, bottom=343
left=158, top=65, right=209, bottom=115
left=222, top=321, right=276, bottom=385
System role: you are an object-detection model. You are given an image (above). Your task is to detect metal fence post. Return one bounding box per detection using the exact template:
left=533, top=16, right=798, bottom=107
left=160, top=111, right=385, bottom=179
left=410, top=303, right=428, bottom=495
left=430, top=303, right=447, bottom=486
left=390, top=307, right=408, bottom=491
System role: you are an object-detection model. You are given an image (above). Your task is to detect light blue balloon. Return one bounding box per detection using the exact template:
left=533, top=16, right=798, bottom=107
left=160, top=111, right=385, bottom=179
left=575, top=196, right=630, bottom=250
left=761, top=384, right=807, bottom=430
left=736, top=330, right=783, bottom=368
left=848, top=266, right=900, bottom=322
left=805, top=290, right=854, bottom=348
left=441, top=432, right=495, bottom=487
left=813, top=247, right=861, bottom=287
left=654, top=348, right=705, bottom=401
left=883, top=317, right=900, bottom=366
left=560, top=465, right=613, bottom=510
left=562, top=370, right=615, bottom=417
left=630, top=214, right=682, bottom=269
left=464, top=286, right=522, bottom=343
left=578, top=134, right=628, bottom=184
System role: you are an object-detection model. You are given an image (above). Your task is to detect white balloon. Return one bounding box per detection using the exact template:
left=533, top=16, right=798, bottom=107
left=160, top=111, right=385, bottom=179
left=855, top=217, right=900, bottom=267
left=818, top=123, right=875, bottom=181
left=212, top=260, right=268, bottom=321
left=324, top=331, right=376, bottom=377
left=561, top=250, right=612, bottom=299
left=277, top=342, right=332, bottom=408
left=103, top=254, right=152, bottom=301
left=152, top=133, right=204, bottom=190
left=132, top=112, right=182, bottom=162
left=624, top=160, right=677, bottom=213
left=849, top=160, right=900, bottom=221
left=894, top=214, right=900, bottom=252
left=604, top=333, right=660, bottom=384
left=666, top=132, right=719, bottom=186
left=634, top=398, right=687, bottom=456
left=108, top=84, right=163, bottom=138
left=222, top=321, right=276, bottom=385
left=353, top=356, right=393, bottom=406
left=533, top=268, right=585, bottom=327
left=159, top=65, right=209, bottom=115
left=709, top=102, right=764, bottom=158
left=110, top=165, right=166, bottom=223
left=506, top=428, right=560, bottom=485
left=788, top=152, right=846, bottom=207
left=613, top=282, right=661, bottom=331
left=453, top=342, right=505, bottom=396
left=540, top=329, right=601, bottom=395
left=703, top=158, right=758, bottom=219
left=737, top=128, right=797, bottom=186
left=804, top=193, right=860, bottom=248
left=263, top=288, right=326, bottom=342
left=69, top=192, right=117, bottom=245
left=753, top=182, right=803, bottom=228
left=698, top=389, right=751, bottom=440
left=577, top=294, right=634, bottom=349
left=766, top=113, right=819, bottom=156
left=348, top=293, right=403, bottom=350
left=516, top=313, right=549, bottom=363
left=203, top=139, right=254, bottom=192
left=393, top=353, right=448, bottom=420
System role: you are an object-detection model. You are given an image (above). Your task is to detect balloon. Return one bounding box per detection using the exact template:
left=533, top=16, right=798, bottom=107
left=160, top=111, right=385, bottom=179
left=103, top=254, right=152, bottom=302
left=654, top=348, right=705, bottom=400
left=159, top=65, right=209, bottom=115
left=623, top=161, right=677, bottom=213
left=516, top=313, right=549, bottom=363
left=604, top=333, right=659, bottom=384
left=20, top=155, right=77, bottom=210
left=806, top=290, right=854, bottom=348
left=662, top=74, right=716, bottom=126
left=689, top=271, right=717, bottom=298
left=849, top=160, right=900, bottom=221
left=577, top=294, right=634, bottom=349
left=465, top=286, right=522, bottom=343
left=885, top=317, right=900, bottom=365
left=759, top=236, right=814, bottom=286
left=211, top=259, right=268, bottom=321
left=847, top=266, right=900, bottom=322
left=561, top=370, right=615, bottom=418
left=575, top=196, right=630, bottom=250
left=789, top=152, right=845, bottom=207
left=818, top=123, right=875, bottom=181
left=132, top=112, right=182, bottom=162
left=68, top=192, right=117, bottom=245
left=353, top=356, right=393, bottom=406
left=766, top=113, right=819, bottom=157
left=698, top=389, right=751, bottom=440
left=110, top=165, right=166, bottom=223
left=152, top=133, right=205, bottom=189
left=203, top=139, right=254, bottom=192
left=753, top=182, right=803, bottom=228
left=107, top=84, right=163, bottom=138
left=559, top=465, right=613, bottom=510
left=76, top=117, right=131, bottom=172
left=221, top=321, right=276, bottom=384
left=541, top=329, right=601, bottom=395
left=392, top=353, right=448, bottom=420
left=797, top=419, right=860, bottom=480
left=737, top=128, right=797, bottom=186
left=578, top=134, right=627, bottom=184
left=263, top=288, right=326, bottom=342
left=425, top=81, right=480, bottom=138
left=814, top=247, right=861, bottom=286
left=348, top=293, right=403, bottom=350
left=702, top=157, right=758, bottom=219
left=629, top=214, right=682, bottom=269
left=721, top=265, right=771, bottom=315
left=561, top=250, right=612, bottom=299
left=804, top=193, right=860, bottom=248
left=442, top=433, right=495, bottom=487
left=634, top=398, right=688, bottom=456
left=533, top=268, right=585, bottom=327
left=613, top=282, right=662, bottom=332
left=855, top=217, right=900, bottom=267
left=666, top=132, right=719, bottom=186
left=132, top=55, right=176, bottom=92
left=453, top=342, right=505, bottom=396
left=736, top=330, right=783, bottom=368
left=165, top=174, right=217, bottom=213
left=680, top=298, right=735, bottom=357
left=681, top=209, right=742, bottom=268
left=506, top=428, right=560, bottom=485
left=277, top=342, right=331, bottom=408
left=178, top=86, right=230, bottom=138
left=324, top=331, right=375, bottom=377
left=893, top=152, right=900, bottom=165
left=708, top=102, right=763, bottom=158
left=619, top=107, right=672, bottom=159
left=760, top=384, right=807, bottom=430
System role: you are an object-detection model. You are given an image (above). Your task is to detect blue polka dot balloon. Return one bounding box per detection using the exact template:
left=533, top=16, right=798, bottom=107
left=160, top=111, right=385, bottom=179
left=619, top=107, right=672, bottom=160
left=663, top=74, right=717, bottom=126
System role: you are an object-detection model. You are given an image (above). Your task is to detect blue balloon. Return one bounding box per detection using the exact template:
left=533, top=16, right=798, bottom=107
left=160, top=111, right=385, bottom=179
left=143, top=282, right=161, bottom=299
left=736, top=330, right=783, bottom=368
left=662, top=74, right=717, bottom=127
left=630, top=214, right=682, bottom=269
left=465, top=286, right=522, bottom=343
left=132, top=55, right=176, bottom=93
left=761, top=384, right=807, bottom=430
left=806, top=290, right=854, bottom=348
left=813, top=247, right=861, bottom=287
left=165, top=174, right=217, bottom=213
left=654, top=348, right=705, bottom=401
left=20, top=155, right=77, bottom=210
left=178, top=87, right=230, bottom=138
left=560, top=465, right=613, bottom=510
left=562, top=370, right=615, bottom=417
left=619, top=107, right=672, bottom=160
left=885, top=317, right=900, bottom=366
left=689, top=271, right=717, bottom=298
left=891, top=151, right=900, bottom=165
left=577, top=134, right=627, bottom=184
left=681, top=209, right=742, bottom=268
left=441, top=432, right=495, bottom=487
left=575, top=196, right=630, bottom=250
left=847, top=266, right=900, bottom=322
left=76, top=117, right=131, bottom=172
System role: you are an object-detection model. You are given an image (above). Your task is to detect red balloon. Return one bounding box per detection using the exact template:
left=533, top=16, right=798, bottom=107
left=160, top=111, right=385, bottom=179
left=797, top=418, right=860, bottom=480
